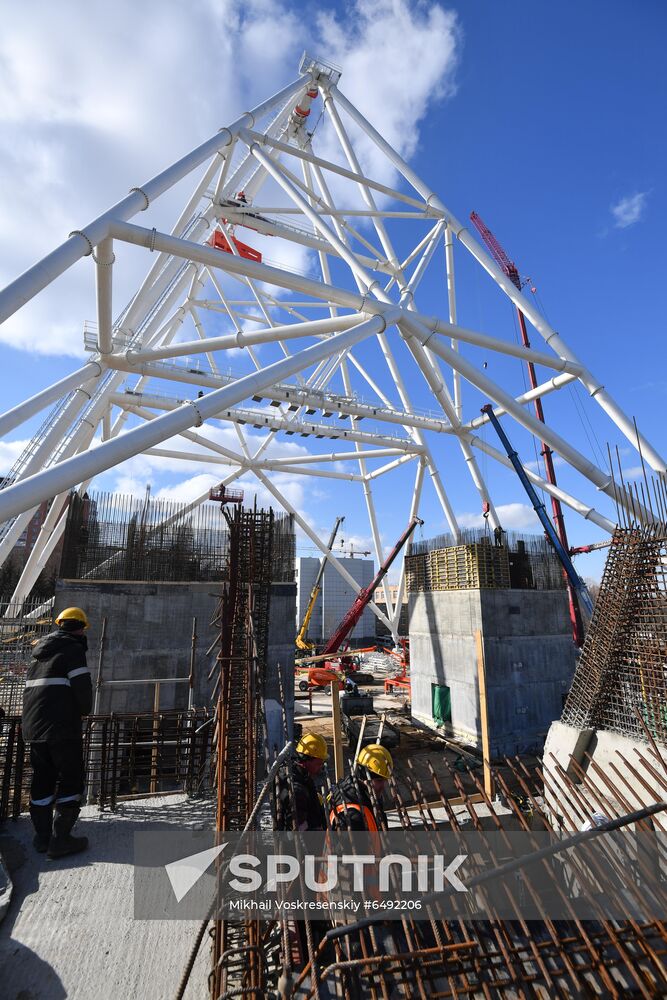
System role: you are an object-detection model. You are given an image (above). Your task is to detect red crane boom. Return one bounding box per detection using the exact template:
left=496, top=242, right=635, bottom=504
left=469, top=210, right=585, bottom=646
left=469, top=212, right=523, bottom=291
left=321, top=516, right=423, bottom=656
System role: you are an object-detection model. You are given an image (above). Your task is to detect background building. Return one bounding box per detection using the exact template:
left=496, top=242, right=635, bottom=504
left=297, top=556, right=375, bottom=645
left=374, top=583, right=409, bottom=639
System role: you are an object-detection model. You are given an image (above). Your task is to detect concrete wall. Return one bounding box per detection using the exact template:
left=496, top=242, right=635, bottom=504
left=409, top=588, right=576, bottom=756
left=296, top=557, right=375, bottom=643
left=55, top=578, right=296, bottom=719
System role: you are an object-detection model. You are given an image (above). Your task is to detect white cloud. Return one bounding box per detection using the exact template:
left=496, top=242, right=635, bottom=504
left=610, top=191, right=648, bottom=229
left=154, top=473, right=221, bottom=503
left=152, top=469, right=307, bottom=513
left=317, top=0, right=459, bottom=171
left=457, top=502, right=538, bottom=531
left=0, top=438, right=30, bottom=476
left=0, top=0, right=460, bottom=356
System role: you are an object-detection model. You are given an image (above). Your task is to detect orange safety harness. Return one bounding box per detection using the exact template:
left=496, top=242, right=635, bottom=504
left=329, top=800, right=379, bottom=832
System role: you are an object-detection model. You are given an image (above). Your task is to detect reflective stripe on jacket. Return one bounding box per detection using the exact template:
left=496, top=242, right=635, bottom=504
left=22, top=630, right=92, bottom=742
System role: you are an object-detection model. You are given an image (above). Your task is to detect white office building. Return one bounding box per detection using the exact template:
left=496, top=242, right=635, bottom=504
left=296, top=557, right=375, bottom=644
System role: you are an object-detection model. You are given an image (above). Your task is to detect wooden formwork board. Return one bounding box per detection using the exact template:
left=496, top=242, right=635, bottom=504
left=407, top=544, right=510, bottom=591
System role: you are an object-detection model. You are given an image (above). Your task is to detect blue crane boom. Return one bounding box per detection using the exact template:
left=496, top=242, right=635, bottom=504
left=481, top=404, right=594, bottom=619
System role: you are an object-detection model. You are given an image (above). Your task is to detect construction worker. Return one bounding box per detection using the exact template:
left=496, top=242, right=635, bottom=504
left=276, top=732, right=328, bottom=832
left=22, top=607, right=92, bottom=858
left=328, top=744, right=393, bottom=831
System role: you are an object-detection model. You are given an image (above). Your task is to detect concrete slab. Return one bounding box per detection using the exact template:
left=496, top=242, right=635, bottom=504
left=0, top=795, right=214, bottom=1000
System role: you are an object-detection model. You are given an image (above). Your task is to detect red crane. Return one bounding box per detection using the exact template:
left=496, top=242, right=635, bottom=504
left=321, top=516, right=424, bottom=658
left=469, top=211, right=585, bottom=647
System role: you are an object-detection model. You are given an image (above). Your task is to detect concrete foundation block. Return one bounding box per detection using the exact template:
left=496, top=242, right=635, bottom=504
left=543, top=720, right=594, bottom=779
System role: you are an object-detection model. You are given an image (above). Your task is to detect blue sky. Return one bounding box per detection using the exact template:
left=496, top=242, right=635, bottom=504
left=1, top=1, right=665, bottom=582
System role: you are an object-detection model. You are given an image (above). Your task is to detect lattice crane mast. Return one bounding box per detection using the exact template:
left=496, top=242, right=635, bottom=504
left=470, top=211, right=585, bottom=646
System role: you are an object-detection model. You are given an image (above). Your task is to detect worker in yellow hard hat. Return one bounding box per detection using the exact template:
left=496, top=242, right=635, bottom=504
left=328, top=744, right=393, bottom=832
left=23, top=607, right=92, bottom=858
left=275, top=730, right=329, bottom=831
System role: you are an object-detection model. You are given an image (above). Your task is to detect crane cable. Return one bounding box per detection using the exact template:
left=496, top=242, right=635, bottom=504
left=529, top=285, right=607, bottom=471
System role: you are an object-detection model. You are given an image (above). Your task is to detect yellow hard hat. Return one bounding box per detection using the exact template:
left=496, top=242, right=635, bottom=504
left=296, top=732, right=328, bottom=761
left=55, top=607, right=89, bottom=629
left=358, top=744, right=393, bottom=780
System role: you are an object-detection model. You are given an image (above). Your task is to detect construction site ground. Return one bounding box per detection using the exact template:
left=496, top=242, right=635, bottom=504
left=0, top=795, right=212, bottom=1000
left=0, top=691, right=538, bottom=1000
left=295, top=686, right=538, bottom=807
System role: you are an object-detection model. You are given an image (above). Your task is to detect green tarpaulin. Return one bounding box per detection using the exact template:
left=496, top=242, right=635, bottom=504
left=432, top=684, right=452, bottom=726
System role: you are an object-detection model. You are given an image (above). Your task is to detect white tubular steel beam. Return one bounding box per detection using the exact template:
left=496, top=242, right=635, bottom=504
left=110, top=391, right=416, bottom=449
left=0, top=74, right=310, bottom=326
left=404, top=220, right=445, bottom=298
left=341, top=359, right=394, bottom=618
left=95, top=238, right=114, bottom=354
left=134, top=294, right=583, bottom=377
left=258, top=463, right=364, bottom=481
left=241, top=128, right=432, bottom=211
left=4, top=490, right=71, bottom=612
left=397, top=307, right=501, bottom=530
left=322, top=94, right=404, bottom=280
left=242, top=127, right=470, bottom=538
left=0, top=312, right=397, bottom=523
left=109, top=220, right=369, bottom=310
left=330, top=83, right=665, bottom=473
left=0, top=380, right=99, bottom=563
left=241, top=133, right=382, bottom=294
left=468, top=432, right=616, bottom=533
left=304, top=138, right=459, bottom=539
left=145, top=448, right=237, bottom=465
left=444, top=225, right=462, bottom=421
left=367, top=454, right=418, bottom=480
left=424, top=318, right=582, bottom=373
left=116, top=153, right=223, bottom=335
left=262, top=448, right=414, bottom=465
left=125, top=313, right=364, bottom=363
left=0, top=361, right=103, bottom=438
left=391, top=458, right=425, bottom=631
left=404, top=319, right=645, bottom=518
left=252, top=468, right=393, bottom=633
left=1, top=400, right=105, bottom=584
left=105, top=359, right=452, bottom=434
left=463, top=373, right=579, bottom=430
left=227, top=207, right=430, bottom=219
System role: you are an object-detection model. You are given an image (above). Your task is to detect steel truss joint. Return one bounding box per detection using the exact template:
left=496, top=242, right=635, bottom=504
left=128, top=186, right=151, bottom=211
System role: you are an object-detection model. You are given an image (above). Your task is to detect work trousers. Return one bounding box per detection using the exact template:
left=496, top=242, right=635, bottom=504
left=29, top=739, right=85, bottom=807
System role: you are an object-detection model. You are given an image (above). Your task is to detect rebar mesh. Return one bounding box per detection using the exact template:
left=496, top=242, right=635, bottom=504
left=0, top=708, right=212, bottom=820
left=563, top=522, right=667, bottom=742
left=210, top=503, right=276, bottom=999
left=0, top=597, right=54, bottom=715
left=59, top=491, right=295, bottom=583
left=407, top=530, right=565, bottom=592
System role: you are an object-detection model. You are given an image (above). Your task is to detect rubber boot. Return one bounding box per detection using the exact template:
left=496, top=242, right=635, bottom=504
left=29, top=803, right=54, bottom=853
left=47, top=804, right=88, bottom=859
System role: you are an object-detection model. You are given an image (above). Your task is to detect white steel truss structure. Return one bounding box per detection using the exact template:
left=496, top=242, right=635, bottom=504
left=0, top=54, right=664, bottom=637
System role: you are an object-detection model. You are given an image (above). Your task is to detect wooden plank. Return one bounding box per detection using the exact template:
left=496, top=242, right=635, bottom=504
left=475, top=629, right=493, bottom=799
left=330, top=683, right=345, bottom=781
